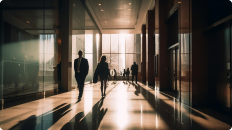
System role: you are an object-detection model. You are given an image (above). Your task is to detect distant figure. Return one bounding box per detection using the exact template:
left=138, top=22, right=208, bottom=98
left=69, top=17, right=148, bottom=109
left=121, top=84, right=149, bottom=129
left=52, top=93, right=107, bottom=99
left=131, top=62, right=138, bottom=84
left=57, top=61, right=61, bottom=82
left=97, top=56, right=111, bottom=97
left=126, top=68, right=130, bottom=82
left=57, top=61, right=62, bottom=89
left=74, top=50, right=89, bottom=101
left=120, top=71, right=122, bottom=76
left=123, top=69, right=126, bottom=81
left=113, top=69, right=117, bottom=81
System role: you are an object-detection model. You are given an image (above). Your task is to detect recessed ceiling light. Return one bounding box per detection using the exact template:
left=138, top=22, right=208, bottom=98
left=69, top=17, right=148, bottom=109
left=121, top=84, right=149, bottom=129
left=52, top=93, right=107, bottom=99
left=129, top=3, right=131, bottom=5
left=128, top=9, right=131, bottom=11
left=128, top=21, right=130, bottom=22
left=105, top=21, right=107, bottom=23
left=101, top=10, right=104, bottom=11
left=178, top=2, right=181, bottom=3
left=27, top=21, right=30, bottom=23
left=99, top=4, right=101, bottom=6
left=73, top=4, right=76, bottom=6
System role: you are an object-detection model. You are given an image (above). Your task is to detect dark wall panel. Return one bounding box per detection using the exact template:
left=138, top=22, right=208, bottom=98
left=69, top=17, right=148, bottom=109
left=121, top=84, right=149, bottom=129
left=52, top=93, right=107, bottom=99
left=208, top=21, right=231, bottom=112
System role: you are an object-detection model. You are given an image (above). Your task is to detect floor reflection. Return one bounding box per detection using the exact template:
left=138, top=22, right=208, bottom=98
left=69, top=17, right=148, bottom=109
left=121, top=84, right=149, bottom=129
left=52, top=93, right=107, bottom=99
left=0, top=81, right=231, bottom=130
left=61, top=98, right=107, bottom=130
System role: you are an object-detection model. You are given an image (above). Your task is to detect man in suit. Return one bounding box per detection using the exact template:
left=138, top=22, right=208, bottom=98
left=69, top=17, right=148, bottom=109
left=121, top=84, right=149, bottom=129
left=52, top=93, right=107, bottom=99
left=131, top=62, right=138, bottom=84
left=74, top=50, right=89, bottom=101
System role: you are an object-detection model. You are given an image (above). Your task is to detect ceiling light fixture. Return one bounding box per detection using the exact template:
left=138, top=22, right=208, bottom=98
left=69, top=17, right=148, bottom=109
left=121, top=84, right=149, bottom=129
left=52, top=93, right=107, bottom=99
left=129, top=3, right=131, bottom=5
left=128, top=21, right=130, bottom=22
left=105, top=21, right=107, bottom=23
left=27, top=21, right=30, bottom=23
left=99, top=4, right=101, bottom=6
left=101, top=10, right=104, bottom=11
left=73, top=4, right=76, bottom=6
left=178, top=2, right=181, bottom=3
left=128, top=9, right=131, bottom=11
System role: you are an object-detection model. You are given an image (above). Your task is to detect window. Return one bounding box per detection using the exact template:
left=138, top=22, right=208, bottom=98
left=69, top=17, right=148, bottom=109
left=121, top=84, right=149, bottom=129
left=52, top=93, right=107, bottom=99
left=102, top=34, right=141, bottom=76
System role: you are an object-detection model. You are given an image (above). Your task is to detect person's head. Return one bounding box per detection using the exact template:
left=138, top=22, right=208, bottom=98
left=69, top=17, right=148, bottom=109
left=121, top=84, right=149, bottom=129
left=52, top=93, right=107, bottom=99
left=134, top=62, right=136, bottom=64
left=78, top=50, right=83, bottom=58
left=100, top=55, right=106, bottom=63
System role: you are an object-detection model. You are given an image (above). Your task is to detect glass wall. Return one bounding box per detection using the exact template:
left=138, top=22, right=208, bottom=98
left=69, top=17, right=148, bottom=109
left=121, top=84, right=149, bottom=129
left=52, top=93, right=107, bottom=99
left=1, top=0, right=58, bottom=98
left=71, top=0, right=100, bottom=86
left=102, top=34, right=141, bottom=76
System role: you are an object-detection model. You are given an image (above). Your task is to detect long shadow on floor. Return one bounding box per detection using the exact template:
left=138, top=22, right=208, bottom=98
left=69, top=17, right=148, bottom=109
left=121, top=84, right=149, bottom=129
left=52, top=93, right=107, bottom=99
left=8, top=102, right=77, bottom=130
left=131, top=82, right=229, bottom=130
left=8, top=98, right=108, bottom=130
left=61, top=98, right=107, bottom=130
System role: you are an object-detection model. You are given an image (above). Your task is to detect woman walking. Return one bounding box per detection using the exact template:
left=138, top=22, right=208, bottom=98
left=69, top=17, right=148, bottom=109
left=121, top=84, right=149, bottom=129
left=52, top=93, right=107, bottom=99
left=96, top=56, right=111, bottom=97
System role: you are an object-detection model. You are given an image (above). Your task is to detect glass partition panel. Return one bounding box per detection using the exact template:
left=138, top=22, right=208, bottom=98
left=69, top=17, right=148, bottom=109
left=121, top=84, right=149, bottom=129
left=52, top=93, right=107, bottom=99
left=102, top=34, right=110, bottom=53
left=85, top=54, right=93, bottom=82
left=102, top=34, right=141, bottom=76
left=111, top=34, right=119, bottom=53
left=119, top=34, right=125, bottom=53
left=110, top=54, right=119, bottom=72
left=126, top=34, right=135, bottom=53
left=85, top=34, right=93, bottom=53
left=2, top=0, right=59, bottom=98
left=119, top=54, right=126, bottom=74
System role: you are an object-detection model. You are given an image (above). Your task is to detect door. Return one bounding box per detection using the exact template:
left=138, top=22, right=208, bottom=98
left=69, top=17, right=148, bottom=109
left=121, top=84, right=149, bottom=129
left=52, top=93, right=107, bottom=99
left=171, top=48, right=179, bottom=95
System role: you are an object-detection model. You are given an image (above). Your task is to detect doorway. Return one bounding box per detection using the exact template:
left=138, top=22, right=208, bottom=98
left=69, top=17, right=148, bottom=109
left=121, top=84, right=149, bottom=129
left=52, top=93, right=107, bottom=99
left=170, top=46, right=180, bottom=98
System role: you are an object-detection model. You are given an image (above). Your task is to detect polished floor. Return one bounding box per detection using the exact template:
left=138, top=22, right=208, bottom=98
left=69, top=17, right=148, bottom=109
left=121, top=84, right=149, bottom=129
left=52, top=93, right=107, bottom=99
left=0, top=81, right=231, bottom=130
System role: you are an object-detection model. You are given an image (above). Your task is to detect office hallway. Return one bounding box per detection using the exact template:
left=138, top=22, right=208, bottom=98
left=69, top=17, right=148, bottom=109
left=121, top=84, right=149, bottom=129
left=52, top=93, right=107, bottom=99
left=0, top=81, right=231, bottom=130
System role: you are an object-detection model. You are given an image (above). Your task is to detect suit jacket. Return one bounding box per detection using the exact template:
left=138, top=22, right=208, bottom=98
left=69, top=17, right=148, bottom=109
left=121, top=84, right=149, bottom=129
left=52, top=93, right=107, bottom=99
left=131, top=64, right=138, bottom=74
left=74, top=57, right=89, bottom=78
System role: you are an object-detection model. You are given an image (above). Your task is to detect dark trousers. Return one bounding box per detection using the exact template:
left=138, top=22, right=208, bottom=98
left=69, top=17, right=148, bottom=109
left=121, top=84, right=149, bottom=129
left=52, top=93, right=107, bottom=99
left=132, top=73, right=138, bottom=83
left=75, top=75, right=85, bottom=99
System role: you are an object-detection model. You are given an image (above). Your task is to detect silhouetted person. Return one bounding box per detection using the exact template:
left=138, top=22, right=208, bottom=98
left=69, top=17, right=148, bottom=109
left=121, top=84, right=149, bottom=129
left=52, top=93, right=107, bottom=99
left=131, top=62, right=138, bottom=84
left=57, top=61, right=61, bottom=81
left=126, top=68, right=130, bottom=82
left=74, top=50, right=89, bottom=101
left=113, top=69, right=117, bottom=81
left=28, top=56, right=39, bottom=86
left=123, top=69, right=126, bottom=81
left=96, top=56, right=111, bottom=97
left=57, top=61, right=62, bottom=90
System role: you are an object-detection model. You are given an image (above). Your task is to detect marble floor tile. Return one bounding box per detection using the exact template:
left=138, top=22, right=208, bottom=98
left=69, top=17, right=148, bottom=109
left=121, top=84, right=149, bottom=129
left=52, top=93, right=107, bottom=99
left=0, top=81, right=231, bottom=130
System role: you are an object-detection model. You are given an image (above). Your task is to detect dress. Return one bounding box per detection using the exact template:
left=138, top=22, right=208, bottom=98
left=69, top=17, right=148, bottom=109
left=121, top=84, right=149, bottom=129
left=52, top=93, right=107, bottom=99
left=98, top=62, right=110, bottom=80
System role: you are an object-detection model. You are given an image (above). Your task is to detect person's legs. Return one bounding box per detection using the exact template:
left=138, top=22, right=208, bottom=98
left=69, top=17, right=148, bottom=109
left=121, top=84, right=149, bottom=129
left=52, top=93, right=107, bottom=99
left=103, top=80, right=107, bottom=96
left=132, top=73, right=134, bottom=83
left=76, top=76, right=84, bottom=100
left=101, top=80, right=103, bottom=96
left=135, top=74, right=138, bottom=84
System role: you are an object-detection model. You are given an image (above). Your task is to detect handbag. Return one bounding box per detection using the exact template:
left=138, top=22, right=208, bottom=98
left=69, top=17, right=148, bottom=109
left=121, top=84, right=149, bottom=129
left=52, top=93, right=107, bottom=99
left=93, top=63, right=100, bottom=83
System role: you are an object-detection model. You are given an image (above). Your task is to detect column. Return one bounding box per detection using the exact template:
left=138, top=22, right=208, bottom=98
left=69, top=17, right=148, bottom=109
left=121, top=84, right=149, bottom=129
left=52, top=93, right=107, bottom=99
left=61, top=0, right=73, bottom=92
left=0, top=1, right=4, bottom=103
left=147, top=10, right=155, bottom=86
left=141, top=24, right=146, bottom=83
left=93, top=30, right=98, bottom=77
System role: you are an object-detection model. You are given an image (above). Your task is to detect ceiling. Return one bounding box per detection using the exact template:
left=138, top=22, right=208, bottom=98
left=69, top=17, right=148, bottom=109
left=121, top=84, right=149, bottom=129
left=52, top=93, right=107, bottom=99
left=86, top=0, right=155, bottom=34
left=2, top=0, right=155, bottom=35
